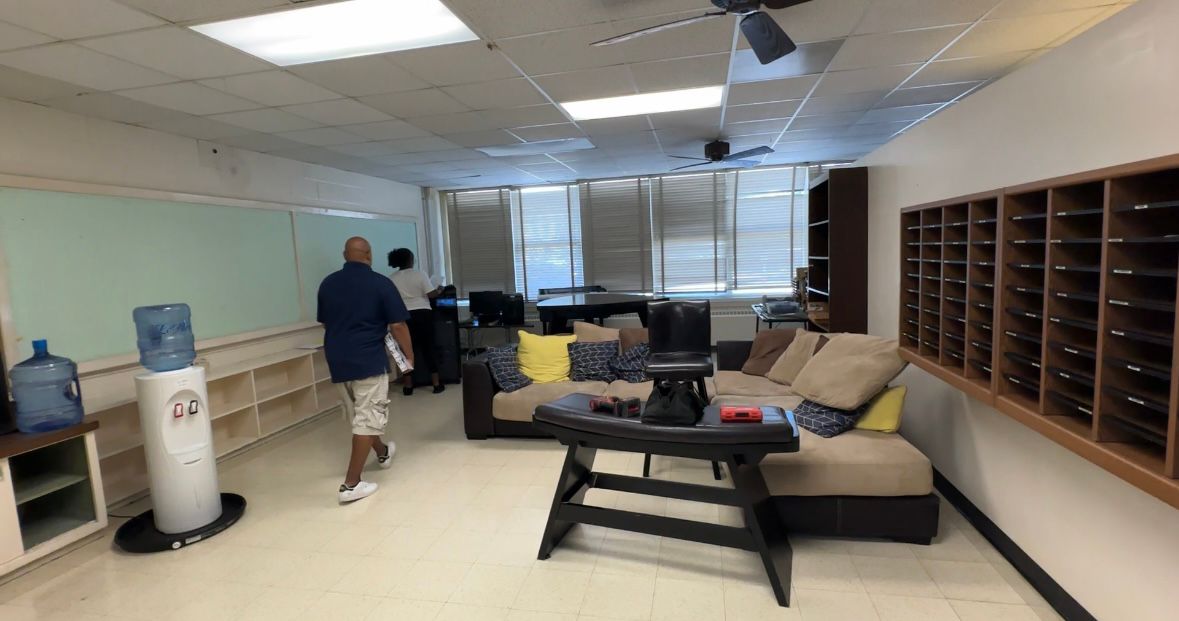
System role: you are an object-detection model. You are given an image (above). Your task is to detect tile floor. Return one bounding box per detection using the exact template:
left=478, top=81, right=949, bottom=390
left=0, top=388, right=1064, bottom=620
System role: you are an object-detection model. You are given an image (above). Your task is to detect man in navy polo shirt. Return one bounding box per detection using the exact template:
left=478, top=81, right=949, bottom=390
left=318, top=236, right=413, bottom=503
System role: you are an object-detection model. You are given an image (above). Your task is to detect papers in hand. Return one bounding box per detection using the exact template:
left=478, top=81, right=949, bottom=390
left=385, top=333, right=414, bottom=374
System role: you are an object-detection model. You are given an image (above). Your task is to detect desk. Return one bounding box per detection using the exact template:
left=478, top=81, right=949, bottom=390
left=458, top=320, right=533, bottom=358
left=751, top=304, right=808, bottom=332
left=537, top=293, right=664, bottom=334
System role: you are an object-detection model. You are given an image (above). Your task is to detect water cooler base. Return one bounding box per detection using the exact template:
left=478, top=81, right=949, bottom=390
left=114, top=493, right=246, bottom=553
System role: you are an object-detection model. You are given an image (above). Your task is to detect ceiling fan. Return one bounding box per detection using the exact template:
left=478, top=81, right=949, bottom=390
left=670, top=140, right=773, bottom=171
left=592, top=0, right=814, bottom=65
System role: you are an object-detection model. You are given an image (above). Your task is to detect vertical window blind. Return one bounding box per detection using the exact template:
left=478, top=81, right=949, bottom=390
left=445, top=188, right=513, bottom=296
left=579, top=178, right=652, bottom=293
left=511, top=185, right=583, bottom=300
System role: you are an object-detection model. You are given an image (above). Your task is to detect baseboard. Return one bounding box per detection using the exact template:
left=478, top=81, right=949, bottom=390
left=933, top=470, right=1096, bottom=621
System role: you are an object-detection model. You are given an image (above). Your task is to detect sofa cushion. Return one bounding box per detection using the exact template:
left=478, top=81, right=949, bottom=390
left=486, top=346, right=531, bottom=393
left=492, top=381, right=608, bottom=422
left=791, top=334, right=907, bottom=410
left=793, top=400, right=866, bottom=438
left=569, top=341, right=619, bottom=382
left=741, top=328, right=798, bottom=376
left=620, top=327, right=649, bottom=352
left=855, top=385, right=906, bottom=433
left=517, top=331, right=577, bottom=383
left=607, top=378, right=718, bottom=401
left=766, top=330, right=822, bottom=385
left=760, top=428, right=933, bottom=497
left=573, top=321, right=621, bottom=347
left=611, top=343, right=650, bottom=383
left=713, top=370, right=798, bottom=398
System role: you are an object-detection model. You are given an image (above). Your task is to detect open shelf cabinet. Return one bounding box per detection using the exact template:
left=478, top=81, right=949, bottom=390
left=807, top=166, right=868, bottom=333
left=898, top=153, right=1179, bottom=510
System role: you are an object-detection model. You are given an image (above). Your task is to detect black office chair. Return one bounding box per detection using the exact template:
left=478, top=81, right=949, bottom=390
left=642, top=300, right=721, bottom=480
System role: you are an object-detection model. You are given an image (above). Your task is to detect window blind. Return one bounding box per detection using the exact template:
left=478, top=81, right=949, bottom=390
left=511, top=185, right=583, bottom=300
left=579, top=178, right=652, bottom=292
left=652, top=172, right=732, bottom=293
left=445, top=188, right=514, bottom=296
left=732, top=166, right=809, bottom=292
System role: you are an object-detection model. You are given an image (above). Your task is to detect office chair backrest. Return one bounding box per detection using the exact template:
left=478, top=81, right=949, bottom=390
left=647, top=300, right=711, bottom=356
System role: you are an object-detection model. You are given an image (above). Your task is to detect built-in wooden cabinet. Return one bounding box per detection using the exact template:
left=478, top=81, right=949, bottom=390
left=808, top=166, right=868, bottom=333
left=899, top=154, right=1179, bottom=509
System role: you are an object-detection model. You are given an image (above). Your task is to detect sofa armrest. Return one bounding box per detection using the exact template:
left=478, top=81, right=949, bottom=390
left=716, top=341, right=754, bottom=371
left=462, top=354, right=498, bottom=439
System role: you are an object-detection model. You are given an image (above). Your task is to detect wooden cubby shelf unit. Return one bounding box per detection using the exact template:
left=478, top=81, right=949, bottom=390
left=898, top=153, right=1179, bottom=510
left=88, top=347, right=338, bottom=506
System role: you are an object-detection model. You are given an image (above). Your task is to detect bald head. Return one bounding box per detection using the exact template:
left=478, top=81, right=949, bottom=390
left=344, top=236, right=372, bottom=265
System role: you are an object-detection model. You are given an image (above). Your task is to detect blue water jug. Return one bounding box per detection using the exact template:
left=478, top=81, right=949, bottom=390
left=10, top=340, right=84, bottom=433
left=133, top=304, right=196, bottom=372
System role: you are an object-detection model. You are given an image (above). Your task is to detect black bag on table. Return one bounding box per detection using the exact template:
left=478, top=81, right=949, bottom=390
left=642, top=380, right=706, bottom=426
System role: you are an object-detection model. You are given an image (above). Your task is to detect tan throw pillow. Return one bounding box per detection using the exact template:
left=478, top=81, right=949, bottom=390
left=765, top=330, right=821, bottom=385
left=573, top=321, right=620, bottom=347
left=620, top=327, right=649, bottom=352
left=741, top=329, right=798, bottom=376
left=791, top=334, right=908, bottom=410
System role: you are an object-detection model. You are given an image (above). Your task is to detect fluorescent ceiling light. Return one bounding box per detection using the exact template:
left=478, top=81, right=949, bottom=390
left=477, top=138, right=595, bottom=157
left=190, top=0, right=478, bottom=66
left=560, top=86, right=725, bottom=121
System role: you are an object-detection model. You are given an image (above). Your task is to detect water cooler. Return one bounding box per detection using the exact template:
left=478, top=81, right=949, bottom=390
left=114, top=304, right=245, bottom=553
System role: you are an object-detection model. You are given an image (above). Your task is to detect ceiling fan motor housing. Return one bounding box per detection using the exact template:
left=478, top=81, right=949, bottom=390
left=705, top=140, right=731, bottom=162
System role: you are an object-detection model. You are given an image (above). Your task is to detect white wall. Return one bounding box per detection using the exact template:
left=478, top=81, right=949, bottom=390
left=857, top=1, right=1179, bottom=619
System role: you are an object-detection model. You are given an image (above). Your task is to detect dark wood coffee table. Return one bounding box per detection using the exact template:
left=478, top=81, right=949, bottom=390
left=532, top=394, right=800, bottom=607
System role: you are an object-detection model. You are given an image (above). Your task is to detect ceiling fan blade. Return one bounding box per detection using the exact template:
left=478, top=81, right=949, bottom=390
left=669, top=155, right=711, bottom=161
left=724, top=145, right=774, bottom=160
left=761, top=0, right=814, bottom=9
left=740, top=11, right=797, bottom=64
left=728, top=159, right=760, bottom=168
left=671, top=161, right=714, bottom=171
left=592, top=11, right=727, bottom=46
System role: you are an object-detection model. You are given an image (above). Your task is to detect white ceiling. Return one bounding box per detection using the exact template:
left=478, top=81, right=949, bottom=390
left=0, top=0, right=1136, bottom=189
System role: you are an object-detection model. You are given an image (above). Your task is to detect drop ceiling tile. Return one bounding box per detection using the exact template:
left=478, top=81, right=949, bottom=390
left=371, top=153, right=432, bottom=166
left=800, top=90, right=887, bottom=115
left=383, top=135, right=463, bottom=153
left=762, top=0, right=870, bottom=43
left=408, top=111, right=496, bottom=134
left=858, top=103, right=942, bottom=124
left=647, top=108, right=721, bottom=132
left=591, top=130, right=659, bottom=149
left=614, top=12, right=736, bottom=64
left=990, top=0, right=1122, bottom=19
left=288, top=56, right=430, bottom=97
left=790, top=111, right=867, bottom=130
left=854, top=0, right=1000, bottom=35
left=484, top=104, right=568, bottom=129
left=443, top=0, right=613, bottom=39
left=812, top=64, right=919, bottom=97
left=830, top=26, right=965, bottom=71
left=722, top=118, right=789, bottom=136
left=138, top=115, right=253, bottom=140
left=360, top=88, right=469, bottom=118
left=326, top=142, right=405, bottom=158
left=907, top=51, right=1031, bottom=87
left=630, top=53, right=730, bottom=93
left=79, top=27, right=269, bottom=80
left=0, top=0, right=164, bottom=38
left=118, top=82, right=260, bottom=115
left=39, top=92, right=187, bottom=124
left=387, top=41, right=521, bottom=87
left=116, top=0, right=290, bottom=23
left=0, top=20, right=53, bottom=52
left=724, top=100, right=801, bottom=124
left=510, top=123, right=584, bottom=141
left=281, top=99, right=391, bottom=125
left=0, top=65, right=87, bottom=101
left=198, top=71, right=340, bottom=107
left=578, top=115, right=651, bottom=136
left=726, top=75, right=819, bottom=105
left=730, top=40, right=844, bottom=84
left=845, top=120, right=916, bottom=138
left=497, top=23, right=628, bottom=76
left=275, top=127, right=365, bottom=146
left=415, top=149, right=488, bottom=163
left=206, top=108, right=320, bottom=133
left=880, top=81, right=981, bottom=107
left=726, top=132, right=782, bottom=149
left=0, top=43, right=177, bottom=91
left=268, top=146, right=343, bottom=165
left=340, top=120, right=433, bottom=141
left=533, top=65, right=637, bottom=102
left=214, top=131, right=305, bottom=153
left=945, top=9, right=1104, bottom=58
left=442, top=78, right=547, bottom=110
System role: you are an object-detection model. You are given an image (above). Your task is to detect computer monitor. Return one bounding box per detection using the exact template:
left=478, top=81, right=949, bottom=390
left=468, top=291, right=504, bottom=323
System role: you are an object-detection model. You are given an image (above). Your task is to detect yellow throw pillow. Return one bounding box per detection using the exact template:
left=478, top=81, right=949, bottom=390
left=855, top=385, right=907, bottom=433
left=516, top=331, right=577, bottom=383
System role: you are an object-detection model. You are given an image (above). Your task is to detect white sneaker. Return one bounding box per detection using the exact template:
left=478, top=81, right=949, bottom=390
left=376, top=440, right=396, bottom=469
left=338, top=481, right=378, bottom=503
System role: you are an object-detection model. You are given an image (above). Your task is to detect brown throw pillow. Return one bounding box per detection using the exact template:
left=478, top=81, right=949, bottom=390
left=573, top=321, right=621, bottom=348
left=765, top=330, right=822, bottom=385
left=741, top=328, right=798, bottom=376
left=620, top=327, right=649, bottom=352
left=791, top=334, right=908, bottom=410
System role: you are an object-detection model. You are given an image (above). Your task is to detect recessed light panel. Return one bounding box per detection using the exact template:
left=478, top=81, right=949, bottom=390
left=190, top=0, right=479, bottom=66
left=477, top=138, right=595, bottom=157
left=560, top=86, right=725, bottom=121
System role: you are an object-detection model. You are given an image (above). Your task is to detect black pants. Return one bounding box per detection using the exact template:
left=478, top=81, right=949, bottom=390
left=407, top=308, right=439, bottom=375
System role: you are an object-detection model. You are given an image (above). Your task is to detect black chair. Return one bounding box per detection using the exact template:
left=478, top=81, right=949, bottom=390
left=642, top=300, right=721, bottom=480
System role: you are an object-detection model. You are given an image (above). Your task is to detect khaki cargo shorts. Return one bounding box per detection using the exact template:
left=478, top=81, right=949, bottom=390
left=336, top=373, right=389, bottom=436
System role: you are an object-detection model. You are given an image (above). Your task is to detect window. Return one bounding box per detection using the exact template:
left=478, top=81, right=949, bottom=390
left=511, top=185, right=583, bottom=300
left=652, top=172, right=731, bottom=293
left=445, top=188, right=513, bottom=296
left=732, top=166, right=809, bottom=293
left=579, top=178, right=653, bottom=292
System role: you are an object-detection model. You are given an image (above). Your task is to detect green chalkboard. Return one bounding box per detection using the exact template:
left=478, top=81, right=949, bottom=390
left=0, top=188, right=302, bottom=362
left=294, top=212, right=417, bottom=320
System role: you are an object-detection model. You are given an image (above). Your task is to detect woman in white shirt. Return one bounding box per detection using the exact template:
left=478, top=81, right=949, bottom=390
left=388, top=248, right=444, bottom=395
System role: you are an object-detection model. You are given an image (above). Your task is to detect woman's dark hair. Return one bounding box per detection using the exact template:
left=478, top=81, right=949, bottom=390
left=388, top=248, right=414, bottom=270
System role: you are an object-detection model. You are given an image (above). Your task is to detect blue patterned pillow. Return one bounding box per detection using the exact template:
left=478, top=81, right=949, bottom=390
left=569, top=341, right=619, bottom=382
left=486, top=347, right=531, bottom=393
left=793, top=399, right=868, bottom=438
left=611, top=342, right=651, bottom=383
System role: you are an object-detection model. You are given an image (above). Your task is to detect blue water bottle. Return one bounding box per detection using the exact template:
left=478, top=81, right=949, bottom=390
left=10, top=339, right=84, bottom=433
left=133, top=304, right=196, bottom=372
